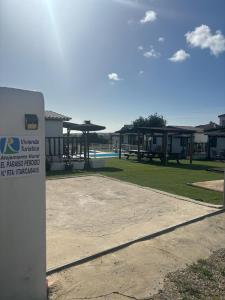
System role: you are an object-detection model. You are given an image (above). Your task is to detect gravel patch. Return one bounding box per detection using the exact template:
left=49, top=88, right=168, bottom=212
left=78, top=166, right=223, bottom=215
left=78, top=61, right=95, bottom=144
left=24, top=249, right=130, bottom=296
left=151, top=248, right=225, bottom=300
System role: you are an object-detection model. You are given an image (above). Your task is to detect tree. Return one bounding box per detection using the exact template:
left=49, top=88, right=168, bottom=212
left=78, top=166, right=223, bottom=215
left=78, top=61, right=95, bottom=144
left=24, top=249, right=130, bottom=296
left=132, top=113, right=166, bottom=128
left=87, top=133, right=108, bottom=144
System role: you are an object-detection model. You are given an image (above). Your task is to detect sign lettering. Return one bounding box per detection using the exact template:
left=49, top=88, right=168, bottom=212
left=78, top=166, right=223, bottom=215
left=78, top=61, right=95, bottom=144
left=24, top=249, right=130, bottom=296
left=0, top=136, right=41, bottom=178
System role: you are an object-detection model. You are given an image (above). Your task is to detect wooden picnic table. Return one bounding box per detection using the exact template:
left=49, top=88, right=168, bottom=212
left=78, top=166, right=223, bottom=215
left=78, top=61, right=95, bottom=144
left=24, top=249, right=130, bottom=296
left=124, top=150, right=181, bottom=164
left=124, top=150, right=148, bottom=159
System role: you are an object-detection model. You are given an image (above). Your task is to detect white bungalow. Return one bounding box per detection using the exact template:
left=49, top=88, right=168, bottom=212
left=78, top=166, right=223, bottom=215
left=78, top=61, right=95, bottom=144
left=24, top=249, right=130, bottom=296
left=45, top=110, right=71, bottom=137
left=205, top=114, right=225, bottom=160
left=112, top=124, right=213, bottom=159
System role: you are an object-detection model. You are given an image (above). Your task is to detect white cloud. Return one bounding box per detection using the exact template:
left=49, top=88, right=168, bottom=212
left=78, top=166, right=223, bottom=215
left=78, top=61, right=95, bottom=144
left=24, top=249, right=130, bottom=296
left=143, top=47, right=160, bottom=58
left=138, top=45, right=144, bottom=51
left=140, top=10, right=157, bottom=24
left=169, top=49, right=190, bottom=62
left=108, top=73, right=122, bottom=81
left=113, top=0, right=145, bottom=9
left=185, top=25, right=225, bottom=56
left=139, top=70, right=144, bottom=75
left=158, top=37, right=165, bottom=43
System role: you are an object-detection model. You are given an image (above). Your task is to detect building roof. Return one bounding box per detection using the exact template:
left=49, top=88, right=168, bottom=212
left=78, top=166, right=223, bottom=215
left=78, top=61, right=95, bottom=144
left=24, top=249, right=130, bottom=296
left=45, top=110, right=71, bottom=121
left=169, top=125, right=202, bottom=132
left=218, top=114, right=225, bottom=117
left=206, top=128, right=225, bottom=137
left=196, top=122, right=219, bottom=131
left=116, top=125, right=196, bottom=134
left=204, top=124, right=225, bottom=136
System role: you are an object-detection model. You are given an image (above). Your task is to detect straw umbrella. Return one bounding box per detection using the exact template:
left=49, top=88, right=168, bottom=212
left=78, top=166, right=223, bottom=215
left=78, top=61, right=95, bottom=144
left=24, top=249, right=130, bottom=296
left=63, top=120, right=106, bottom=168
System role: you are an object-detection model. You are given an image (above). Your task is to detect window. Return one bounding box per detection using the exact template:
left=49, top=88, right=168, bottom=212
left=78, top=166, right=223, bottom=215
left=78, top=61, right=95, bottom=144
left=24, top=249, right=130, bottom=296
left=153, top=136, right=157, bottom=144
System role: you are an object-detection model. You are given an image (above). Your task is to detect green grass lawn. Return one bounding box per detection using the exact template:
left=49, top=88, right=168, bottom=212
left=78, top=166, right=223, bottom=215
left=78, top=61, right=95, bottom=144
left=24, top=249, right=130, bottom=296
left=47, top=159, right=224, bottom=205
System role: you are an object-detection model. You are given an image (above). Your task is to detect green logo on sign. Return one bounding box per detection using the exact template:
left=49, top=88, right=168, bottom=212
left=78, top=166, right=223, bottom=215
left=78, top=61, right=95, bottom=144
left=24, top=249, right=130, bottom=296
left=0, top=137, right=20, bottom=154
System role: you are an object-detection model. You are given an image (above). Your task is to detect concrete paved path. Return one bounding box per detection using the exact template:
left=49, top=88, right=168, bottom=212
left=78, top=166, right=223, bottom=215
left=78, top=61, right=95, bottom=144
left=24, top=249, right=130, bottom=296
left=48, top=212, right=225, bottom=300
left=47, top=176, right=216, bottom=269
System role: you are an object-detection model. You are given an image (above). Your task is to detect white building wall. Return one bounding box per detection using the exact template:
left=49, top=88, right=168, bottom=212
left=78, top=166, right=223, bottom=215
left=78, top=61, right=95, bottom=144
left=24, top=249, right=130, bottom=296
left=217, top=137, right=225, bottom=152
left=210, top=137, right=225, bottom=158
left=194, top=132, right=208, bottom=143
left=219, top=116, right=225, bottom=127
left=112, top=135, right=119, bottom=146
left=171, top=138, right=183, bottom=153
left=151, top=136, right=163, bottom=152
left=45, top=120, right=63, bottom=137
left=151, top=136, right=185, bottom=154
left=123, top=135, right=129, bottom=144
left=111, top=135, right=136, bottom=147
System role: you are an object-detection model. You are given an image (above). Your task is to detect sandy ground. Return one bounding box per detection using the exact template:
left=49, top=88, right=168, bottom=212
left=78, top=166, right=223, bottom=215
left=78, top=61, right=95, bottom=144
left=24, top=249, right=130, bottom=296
left=192, top=179, right=224, bottom=192
left=48, top=212, right=225, bottom=300
left=47, top=175, right=216, bottom=269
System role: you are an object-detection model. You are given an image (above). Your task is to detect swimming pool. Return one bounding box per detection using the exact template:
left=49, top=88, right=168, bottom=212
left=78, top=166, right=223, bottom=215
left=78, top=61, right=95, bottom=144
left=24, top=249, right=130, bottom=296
left=89, top=152, right=120, bottom=158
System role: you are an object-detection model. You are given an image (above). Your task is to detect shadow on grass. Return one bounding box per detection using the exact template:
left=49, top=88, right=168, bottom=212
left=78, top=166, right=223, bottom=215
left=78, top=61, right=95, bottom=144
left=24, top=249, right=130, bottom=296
left=46, top=167, right=123, bottom=177
left=91, top=167, right=123, bottom=173
left=127, top=158, right=222, bottom=171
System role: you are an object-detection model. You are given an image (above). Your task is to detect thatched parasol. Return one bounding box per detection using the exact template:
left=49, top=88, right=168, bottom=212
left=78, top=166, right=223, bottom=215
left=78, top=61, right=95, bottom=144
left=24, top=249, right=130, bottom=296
left=63, top=120, right=106, bottom=168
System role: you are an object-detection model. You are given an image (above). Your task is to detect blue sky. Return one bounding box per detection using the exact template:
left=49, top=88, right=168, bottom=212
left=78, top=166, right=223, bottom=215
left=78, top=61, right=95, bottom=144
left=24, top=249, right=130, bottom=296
left=0, top=0, right=225, bottom=131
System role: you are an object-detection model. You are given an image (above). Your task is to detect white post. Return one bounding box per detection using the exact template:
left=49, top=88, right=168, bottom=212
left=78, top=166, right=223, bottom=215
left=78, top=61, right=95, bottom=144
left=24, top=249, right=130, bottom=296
left=0, top=87, right=46, bottom=300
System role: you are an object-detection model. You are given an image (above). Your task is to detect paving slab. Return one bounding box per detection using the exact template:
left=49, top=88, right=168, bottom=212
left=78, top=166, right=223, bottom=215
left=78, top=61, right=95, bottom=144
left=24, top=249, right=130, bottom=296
left=48, top=212, right=225, bottom=300
left=47, top=176, right=216, bottom=269
left=191, top=179, right=224, bottom=192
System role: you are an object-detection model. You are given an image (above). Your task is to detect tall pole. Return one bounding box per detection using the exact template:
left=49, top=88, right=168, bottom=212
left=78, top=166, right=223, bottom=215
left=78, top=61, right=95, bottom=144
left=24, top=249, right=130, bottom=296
left=119, top=133, right=122, bottom=159
left=83, top=131, right=87, bottom=167
left=142, top=133, right=145, bottom=150
left=190, top=133, right=193, bottom=164
left=87, top=131, right=90, bottom=168
left=137, top=130, right=141, bottom=162
left=67, top=129, right=70, bottom=160
left=208, top=136, right=211, bottom=160
left=163, top=132, right=168, bottom=165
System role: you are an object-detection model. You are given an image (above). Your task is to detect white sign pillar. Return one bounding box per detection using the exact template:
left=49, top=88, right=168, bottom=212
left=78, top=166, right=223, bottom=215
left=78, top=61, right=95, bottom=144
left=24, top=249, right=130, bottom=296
left=0, top=87, right=46, bottom=300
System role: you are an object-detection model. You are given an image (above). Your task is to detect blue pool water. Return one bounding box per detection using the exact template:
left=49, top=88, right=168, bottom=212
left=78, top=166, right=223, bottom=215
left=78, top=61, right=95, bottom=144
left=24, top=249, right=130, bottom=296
left=89, top=152, right=120, bottom=158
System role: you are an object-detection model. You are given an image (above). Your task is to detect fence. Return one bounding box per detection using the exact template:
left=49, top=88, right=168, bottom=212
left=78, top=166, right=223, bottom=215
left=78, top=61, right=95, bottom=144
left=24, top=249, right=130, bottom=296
left=45, top=139, right=146, bottom=161
left=45, top=137, right=82, bottom=161
left=89, top=143, right=113, bottom=152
